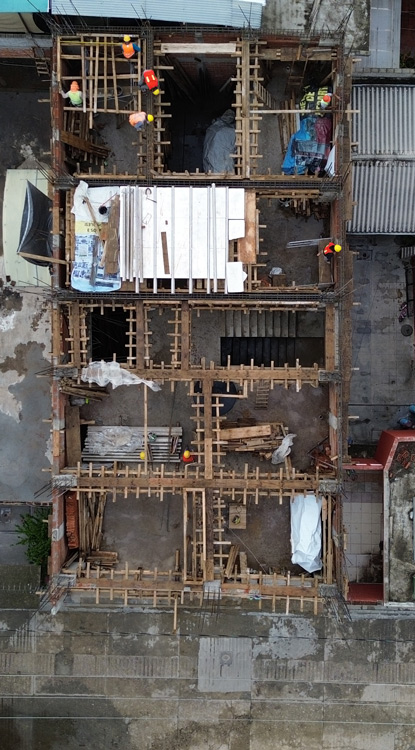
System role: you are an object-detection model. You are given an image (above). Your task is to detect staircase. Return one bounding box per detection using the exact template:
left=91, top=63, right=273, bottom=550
left=253, top=80, right=279, bottom=111
left=222, top=309, right=325, bottom=367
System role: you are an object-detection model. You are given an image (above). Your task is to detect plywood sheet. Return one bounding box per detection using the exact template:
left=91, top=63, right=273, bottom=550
left=237, top=191, right=257, bottom=263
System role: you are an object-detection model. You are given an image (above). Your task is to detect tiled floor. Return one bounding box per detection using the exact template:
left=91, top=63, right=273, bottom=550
left=343, top=477, right=383, bottom=582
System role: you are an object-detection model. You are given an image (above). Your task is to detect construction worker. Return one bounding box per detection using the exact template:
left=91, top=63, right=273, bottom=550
left=121, top=35, right=140, bottom=59
left=129, top=112, right=154, bottom=131
left=60, top=81, right=83, bottom=107
left=182, top=450, right=194, bottom=464
left=320, top=93, right=332, bottom=110
left=318, top=242, right=341, bottom=263
left=138, top=69, right=160, bottom=96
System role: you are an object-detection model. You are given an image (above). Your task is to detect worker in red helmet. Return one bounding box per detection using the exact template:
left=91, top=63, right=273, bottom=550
left=121, top=35, right=141, bottom=59
left=138, top=69, right=160, bottom=96
left=60, top=81, right=83, bottom=107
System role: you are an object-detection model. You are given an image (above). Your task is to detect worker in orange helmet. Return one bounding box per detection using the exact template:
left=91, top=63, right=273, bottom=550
left=320, top=93, right=332, bottom=110
left=129, top=112, right=154, bottom=131
left=138, top=69, right=160, bottom=96
left=121, top=35, right=141, bottom=59
left=60, top=81, right=83, bottom=107
left=182, top=450, right=194, bottom=464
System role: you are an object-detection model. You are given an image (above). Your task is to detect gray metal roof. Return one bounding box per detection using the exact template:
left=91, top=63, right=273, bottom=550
left=49, top=0, right=263, bottom=27
left=352, top=85, right=415, bottom=156
left=349, top=162, right=415, bottom=234
left=349, top=84, right=415, bottom=234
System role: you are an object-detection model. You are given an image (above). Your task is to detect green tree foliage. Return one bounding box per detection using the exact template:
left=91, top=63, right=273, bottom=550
left=15, top=508, right=51, bottom=567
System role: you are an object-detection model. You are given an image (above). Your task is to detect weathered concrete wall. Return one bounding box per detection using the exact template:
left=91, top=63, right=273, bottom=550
left=389, top=471, right=415, bottom=602
left=0, top=286, right=51, bottom=502
left=262, top=0, right=370, bottom=52
left=1, top=607, right=415, bottom=749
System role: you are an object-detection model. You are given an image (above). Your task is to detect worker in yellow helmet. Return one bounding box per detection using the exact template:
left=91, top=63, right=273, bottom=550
left=129, top=112, right=154, bottom=131
left=182, top=449, right=194, bottom=464
left=121, top=35, right=141, bottom=59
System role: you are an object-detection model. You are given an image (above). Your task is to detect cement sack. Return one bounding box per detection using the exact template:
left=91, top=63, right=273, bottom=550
left=271, top=433, right=296, bottom=465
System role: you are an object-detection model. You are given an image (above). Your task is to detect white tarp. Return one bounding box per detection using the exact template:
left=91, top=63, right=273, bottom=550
left=81, top=361, right=161, bottom=391
left=291, top=494, right=322, bottom=573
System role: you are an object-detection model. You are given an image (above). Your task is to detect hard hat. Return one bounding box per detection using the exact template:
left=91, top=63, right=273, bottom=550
left=124, top=35, right=131, bottom=42
left=147, top=114, right=154, bottom=122
left=334, top=244, right=342, bottom=252
left=70, top=81, right=79, bottom=91
left=153, top=88, right=160, bottom=96
left=139, top=451, right=146, bottom=460
left=183, top=450, right=190, bottom=459
left=322, top=94, right=331, bottom=103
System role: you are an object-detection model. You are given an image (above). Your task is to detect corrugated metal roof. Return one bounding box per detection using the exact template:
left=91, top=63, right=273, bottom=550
left=352, top=85, right=415, bottom=156
left=349, top=162, right=415, bottom=234
left=49, top=0, right=263, bottom=27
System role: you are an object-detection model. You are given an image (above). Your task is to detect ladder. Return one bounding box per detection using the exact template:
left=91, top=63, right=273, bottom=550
left=255, top=380, right=270, bottom=409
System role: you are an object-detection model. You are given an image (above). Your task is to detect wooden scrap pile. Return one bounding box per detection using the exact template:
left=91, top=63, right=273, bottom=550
left=219, top=422, right=289, bottom=454
left=60, top=377, right=108, bottom=402
left=223, top=545, right=249, bottom=582
left=78, top=491, right=107, bottom=554
left=86, top=550, right=118, bottom=569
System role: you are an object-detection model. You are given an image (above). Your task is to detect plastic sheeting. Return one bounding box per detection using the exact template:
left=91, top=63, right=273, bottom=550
left=17, top=181, right=52, bottom=265
left=203, top=110, right=236, bottom=174
left=81, top=361, right=161, bottom=391
left=290, top=494, right=322, bottom=573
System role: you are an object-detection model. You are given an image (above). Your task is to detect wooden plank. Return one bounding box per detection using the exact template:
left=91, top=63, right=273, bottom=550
left=220, top=424, right=271, bottom=440
left=136, top=300, right=145, bottom=369
left=160, top=43, right=236, bottom=54
left=204, top=380, right=213, bottom=480
left=71, top=301, right=81, bottom=368
left=181, top=300, right=190, bottom=370
left=237, top=191, right=257, bottom=263
left=103, top=195, right=120, bottom=275
left=65, top=405, right=82, bottom=466
left=225, top=544, right=240, bottom=578
left=18, top=252, right=67, bottom=266
left=61, top=130, right=110, bottom=157
left=325, top=304, right=335, bottom=371
left=318, top=239, right=332, bottom=284
left=161, top=231, right=170, bottom=274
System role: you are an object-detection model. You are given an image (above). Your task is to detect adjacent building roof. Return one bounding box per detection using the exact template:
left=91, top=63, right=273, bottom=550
left=0, top=1, right=48, bottom=10
left=349, top=85, right=415, bottom=234
left=49, top=0, right=264, bottom=27
left=353, top=0, right=401, bottom=73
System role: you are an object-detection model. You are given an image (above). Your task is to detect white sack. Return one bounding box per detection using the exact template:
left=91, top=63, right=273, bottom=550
left=81, top=361, right=161, bottom=391
left=291, top=494, right=322, bottom=573
left=271, top=433, right=296, bottom=465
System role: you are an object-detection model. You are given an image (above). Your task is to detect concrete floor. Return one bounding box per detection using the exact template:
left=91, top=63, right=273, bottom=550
left=1, top=606, right=415, bottom=750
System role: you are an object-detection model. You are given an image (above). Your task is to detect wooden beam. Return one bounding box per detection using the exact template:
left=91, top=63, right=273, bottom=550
left=19, top=252, right=67, bottom=266
left=159, top=43, right=237, bottom=54
left=220, top=424, right=271, bottom=440
left=75, top=475, right=318, bottom=492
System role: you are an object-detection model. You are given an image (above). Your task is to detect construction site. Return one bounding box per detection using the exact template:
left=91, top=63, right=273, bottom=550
left=28, top=25, right=354, bottom=621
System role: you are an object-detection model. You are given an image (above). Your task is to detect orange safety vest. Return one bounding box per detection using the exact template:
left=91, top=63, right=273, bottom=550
left=323, top=242, right=335, bottom=255
left=122, top=42, right=135, bottom=59
left=143, top=69, right=158, bottom=90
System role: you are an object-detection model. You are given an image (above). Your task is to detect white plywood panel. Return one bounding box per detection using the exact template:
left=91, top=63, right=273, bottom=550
left=228, top=219, right=245, bottom=240
left=228, top=187, right=245, bottom=219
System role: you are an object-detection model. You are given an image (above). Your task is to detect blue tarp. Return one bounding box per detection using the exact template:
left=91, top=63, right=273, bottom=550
left=282, top=116, right=332, bottom=176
